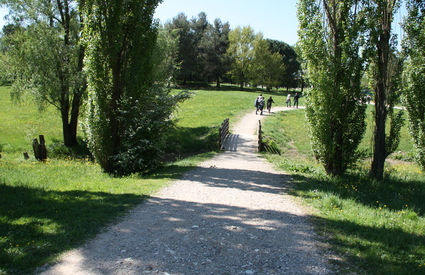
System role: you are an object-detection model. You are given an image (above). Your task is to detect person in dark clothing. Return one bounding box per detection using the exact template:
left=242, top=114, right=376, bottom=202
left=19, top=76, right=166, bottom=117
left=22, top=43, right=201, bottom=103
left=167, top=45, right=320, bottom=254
left=267, top=96, right=274, bottom=113
left=256, top=94, right=265, bottom=115
left=293, top=92, right=300, bottom=108
left=258, top=96, right=265, bottom=115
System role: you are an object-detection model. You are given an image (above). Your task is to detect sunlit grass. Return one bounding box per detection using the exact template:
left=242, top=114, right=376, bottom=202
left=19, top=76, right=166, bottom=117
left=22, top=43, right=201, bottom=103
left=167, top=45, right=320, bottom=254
left=0, top=85, right=285, bottom=273
left=262, top=108, right=425, bottom=274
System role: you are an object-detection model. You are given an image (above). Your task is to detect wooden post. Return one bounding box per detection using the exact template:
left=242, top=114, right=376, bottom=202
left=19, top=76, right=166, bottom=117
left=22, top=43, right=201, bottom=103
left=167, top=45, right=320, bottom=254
left=258, top=120, right=262, bottom=152
left=32, top=135, right=47, bottom=161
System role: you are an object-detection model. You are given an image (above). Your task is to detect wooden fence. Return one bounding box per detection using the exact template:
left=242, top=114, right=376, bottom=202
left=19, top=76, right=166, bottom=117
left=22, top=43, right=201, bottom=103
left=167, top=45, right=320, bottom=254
left=258, top=120, right=280, bottom=155
left=219, top=118, right=230, bottom=150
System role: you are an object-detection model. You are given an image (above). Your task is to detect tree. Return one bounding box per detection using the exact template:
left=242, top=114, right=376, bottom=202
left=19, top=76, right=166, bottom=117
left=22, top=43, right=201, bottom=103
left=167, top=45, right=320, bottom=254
left=153, top=26, right=180, bottom=87
left=166, top=13, right=194, bottom=85
left=0, top=0, right=86, bottom=147
left=402, top=0, right=425, bottom=170
left=298, top=0, right=367, bottom=175
left=198, top=18, right=231, bottom=87
left=226, top=26, right=256, bottom=88
left=365, top=0, right=403, bottom=180
left=251, top=34, right=285, bottom=90
left=82, top=0, right=187, bottom=175
left=267, top=39, right=300, bottom=90
left=166, top=12, right=210, bottom=85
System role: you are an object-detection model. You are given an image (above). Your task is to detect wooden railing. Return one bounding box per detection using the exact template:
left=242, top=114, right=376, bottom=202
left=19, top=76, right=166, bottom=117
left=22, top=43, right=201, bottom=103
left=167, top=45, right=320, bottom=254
left=219, top=118, right=230, bottom=150
left=258, top=120, right=280, bottom=155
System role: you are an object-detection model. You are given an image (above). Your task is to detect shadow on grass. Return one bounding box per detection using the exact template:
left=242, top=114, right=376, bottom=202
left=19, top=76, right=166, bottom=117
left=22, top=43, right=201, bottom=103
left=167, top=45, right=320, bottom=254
left=0, top=184, right=147, bottom=274
left=48, top=137, right=92, bottom=160
left=163, top=126, right=219, bottom=158
left=311, top=215, right=425, bottom=274
left=291, top=171, right=425, bottom=216
left=287, top=171, right=425, bottom=274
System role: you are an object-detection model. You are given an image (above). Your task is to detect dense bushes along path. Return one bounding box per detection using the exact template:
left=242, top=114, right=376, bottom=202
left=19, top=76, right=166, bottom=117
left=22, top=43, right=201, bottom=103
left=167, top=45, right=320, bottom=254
left=39, top=107, right=332, bottom=275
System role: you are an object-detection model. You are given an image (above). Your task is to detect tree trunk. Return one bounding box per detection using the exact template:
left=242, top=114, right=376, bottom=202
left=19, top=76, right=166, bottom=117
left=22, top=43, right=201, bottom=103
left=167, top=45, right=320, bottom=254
left=216, top=77, right=220, bottom=87
left=370, top=1, right=393, bottom=180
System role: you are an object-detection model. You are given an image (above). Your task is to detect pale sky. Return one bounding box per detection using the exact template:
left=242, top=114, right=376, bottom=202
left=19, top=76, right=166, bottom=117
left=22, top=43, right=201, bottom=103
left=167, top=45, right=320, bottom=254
left=1, top=1, right=405, bottom=47
left=0, top=1, right=300, bottom=46
left=154, top=0, right=300, bottom=46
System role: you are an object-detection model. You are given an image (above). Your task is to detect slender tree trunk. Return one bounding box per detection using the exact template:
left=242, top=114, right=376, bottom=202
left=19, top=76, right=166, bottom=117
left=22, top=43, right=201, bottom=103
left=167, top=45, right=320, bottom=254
left=370, top=2, right=393, bottom=180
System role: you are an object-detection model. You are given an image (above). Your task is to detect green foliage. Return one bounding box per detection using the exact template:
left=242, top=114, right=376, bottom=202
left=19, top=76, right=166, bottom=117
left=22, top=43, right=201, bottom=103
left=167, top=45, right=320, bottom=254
left=82, top=0, right=189, bottom=175
left=198, top=18, right=231, bottom=87
left=267, top=39, right=300, bottom=89
left=251, top=34, right=285, bottom=90
left=226, top=26, right=256, bottom=87
left=402, top=0, right=425, bottom=170
left=153, top=27, right=180, bottom=87
left=297, top=0, right=367, bottom=175
left=0, top=0, right=86, bottom=146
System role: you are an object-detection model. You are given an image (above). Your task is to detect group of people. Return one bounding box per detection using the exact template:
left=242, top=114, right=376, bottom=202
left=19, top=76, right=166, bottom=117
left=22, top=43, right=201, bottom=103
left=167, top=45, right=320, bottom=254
left=255, top=94, right=274, bottom=115
left=255, top=92, right=300, bottom=115
left=285, top=92, right=300, bottom=108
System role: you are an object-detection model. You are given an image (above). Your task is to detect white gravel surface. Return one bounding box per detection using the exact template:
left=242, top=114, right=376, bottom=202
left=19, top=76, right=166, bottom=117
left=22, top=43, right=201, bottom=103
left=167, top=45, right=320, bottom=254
left=39, top=107, right=332, bottom=275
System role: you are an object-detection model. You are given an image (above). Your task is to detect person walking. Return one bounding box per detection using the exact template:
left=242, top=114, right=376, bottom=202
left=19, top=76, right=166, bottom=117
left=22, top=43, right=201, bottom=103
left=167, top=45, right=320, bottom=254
left=255, top=94, right=265, bottom=115
left=267, top=96, right=274, bottom=113
left=286, top=93, right=291, bottom=107
left=293, top=92, right=300, bottom=108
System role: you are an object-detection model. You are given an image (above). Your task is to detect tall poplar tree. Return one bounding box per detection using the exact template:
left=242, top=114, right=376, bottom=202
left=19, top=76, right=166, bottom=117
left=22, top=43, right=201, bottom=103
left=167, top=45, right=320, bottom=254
left=83, top=0, right=186, bottom=175
left=298, top=0, right=366, bottom=175
left=402, top=0, right=425, bottom=170
left=365, top=0, right=404, bottom=180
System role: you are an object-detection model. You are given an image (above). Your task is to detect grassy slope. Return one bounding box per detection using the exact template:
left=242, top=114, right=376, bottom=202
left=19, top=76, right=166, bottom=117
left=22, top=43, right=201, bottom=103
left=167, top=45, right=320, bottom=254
left=262, top=109, right=425, bottom=274
left=0, top=86, right=284, bottom=274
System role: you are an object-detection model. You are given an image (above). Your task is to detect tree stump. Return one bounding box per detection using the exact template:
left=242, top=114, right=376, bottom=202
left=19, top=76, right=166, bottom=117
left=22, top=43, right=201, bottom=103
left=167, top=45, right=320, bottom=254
left=32, top=135, right=47, bottom=161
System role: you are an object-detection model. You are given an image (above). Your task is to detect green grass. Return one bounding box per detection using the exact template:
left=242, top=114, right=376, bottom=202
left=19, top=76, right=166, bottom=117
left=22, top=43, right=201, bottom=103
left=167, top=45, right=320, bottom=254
left=164, top=89, right=287, bottom=156
left=262, top=106, right=414, bottom=159
left=0, top=85, right=287, bottom=274
left=262, top=109, right=425, bottom=274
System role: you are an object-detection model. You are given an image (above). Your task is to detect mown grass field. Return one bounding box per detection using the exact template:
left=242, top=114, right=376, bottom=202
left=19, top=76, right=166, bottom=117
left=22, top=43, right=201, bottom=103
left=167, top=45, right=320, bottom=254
left=0, top=85, right=286, bottom=274
left=262, top=109, right=425, bottom=274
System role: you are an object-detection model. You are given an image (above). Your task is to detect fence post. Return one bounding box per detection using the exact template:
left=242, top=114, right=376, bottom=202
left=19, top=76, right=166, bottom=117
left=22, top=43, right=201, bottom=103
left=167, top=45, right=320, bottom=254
left=219, top=118, right=229, bottom=150
left=258, top=120, right=262, bottom=152
left=32, top=135, right=47, bottom=161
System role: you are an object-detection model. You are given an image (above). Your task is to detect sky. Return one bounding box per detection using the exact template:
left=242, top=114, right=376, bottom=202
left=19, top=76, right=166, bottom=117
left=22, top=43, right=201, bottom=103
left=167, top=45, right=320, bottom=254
left=0, top=1, right=405, bottom=47
left=154, top=0, right=300, bottom=45
left=0, top=0, right=300, bottom=46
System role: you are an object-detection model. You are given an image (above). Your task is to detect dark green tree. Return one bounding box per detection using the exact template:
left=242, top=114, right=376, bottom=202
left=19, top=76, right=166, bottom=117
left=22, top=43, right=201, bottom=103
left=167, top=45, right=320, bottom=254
left=267, top=39, right=300, bottom=91
left=198, top=18, right=230, bottom=87
left=298, top=0, right=367, bottom=175
left=83, top=0, right=187, bottom=175
left=165, top=13, right=194, bottom=84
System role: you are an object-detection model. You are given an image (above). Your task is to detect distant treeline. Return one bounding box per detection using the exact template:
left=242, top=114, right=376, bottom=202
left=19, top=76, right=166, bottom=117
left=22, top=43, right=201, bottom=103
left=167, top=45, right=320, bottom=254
left=162, top=12, right=301, bottom=90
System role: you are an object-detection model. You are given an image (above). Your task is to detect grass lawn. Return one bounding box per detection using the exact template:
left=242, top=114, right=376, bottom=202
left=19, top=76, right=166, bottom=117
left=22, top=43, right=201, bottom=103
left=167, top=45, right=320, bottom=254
left=0, top=85, right=289, bottom=274
left=262, top=109, right=425, bottom=274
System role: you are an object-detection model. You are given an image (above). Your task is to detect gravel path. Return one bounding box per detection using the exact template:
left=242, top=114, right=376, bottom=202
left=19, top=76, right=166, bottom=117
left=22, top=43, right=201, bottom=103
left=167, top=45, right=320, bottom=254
left=39, top=107, right=331, bottom=275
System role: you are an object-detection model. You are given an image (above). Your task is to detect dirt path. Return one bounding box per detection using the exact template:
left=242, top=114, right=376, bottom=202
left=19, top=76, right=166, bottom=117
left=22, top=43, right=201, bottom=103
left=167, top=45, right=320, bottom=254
left=39, top=107, right=331, bottom=275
